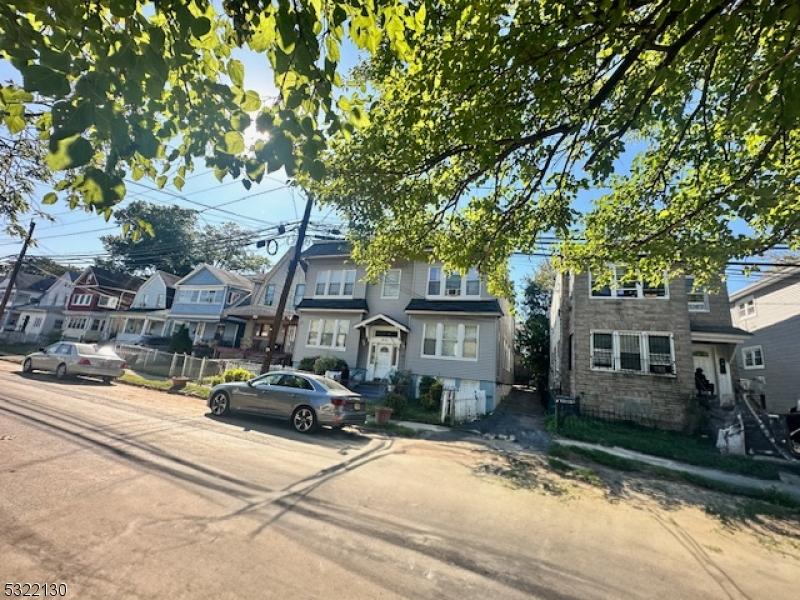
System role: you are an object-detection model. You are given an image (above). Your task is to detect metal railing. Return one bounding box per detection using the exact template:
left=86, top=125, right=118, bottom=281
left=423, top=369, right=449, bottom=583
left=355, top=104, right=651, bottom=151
left=115, top=344, right=266, bottom=383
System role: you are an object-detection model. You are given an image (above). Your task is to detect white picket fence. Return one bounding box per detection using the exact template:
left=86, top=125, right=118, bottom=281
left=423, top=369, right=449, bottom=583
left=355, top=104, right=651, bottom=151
left=440, top=387, right=487, bottom=424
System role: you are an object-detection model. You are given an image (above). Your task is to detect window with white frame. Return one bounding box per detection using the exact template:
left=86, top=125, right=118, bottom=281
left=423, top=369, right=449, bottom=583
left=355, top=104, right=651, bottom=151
left=98, top=295, right=118, bottom=308
left=381, top=269, right=401, bottom=299
left=421, top=323, right=479, bottom=360
left=742, top=345, right=764, bottom=369
left=71, top=293, right=92, bottom=306
left=736, top=296, right=756, bottom=320
left=177, top=289, right=200, bottom=303
left=427, top=267, right=481, bottom=298
left=685, top=276, right=709, bottom=311
left=264, top=284, right=276, bottom=306
left=200, top=290, right=220, bottom=304
left=306, top=318, right=350, bottom=350
left=314, top=270, right=356, bottom=297
left=227, top=291, right=241, bottom=304
left=590, top=266, right=668, bottom=299
left=590, top=330, right=675, bottom=375
left=66, top=317, right=87, bottom=329
left=293, top=283, right=305, bottom=307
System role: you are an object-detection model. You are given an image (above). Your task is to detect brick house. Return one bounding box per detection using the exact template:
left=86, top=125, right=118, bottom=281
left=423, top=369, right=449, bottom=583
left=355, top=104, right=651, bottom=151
left=549, top=268, right=750, bottom=430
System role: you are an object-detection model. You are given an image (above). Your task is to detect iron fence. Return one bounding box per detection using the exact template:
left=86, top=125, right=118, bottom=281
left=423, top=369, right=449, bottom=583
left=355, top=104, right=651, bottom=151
left=544, top=386, right=678, bottom=430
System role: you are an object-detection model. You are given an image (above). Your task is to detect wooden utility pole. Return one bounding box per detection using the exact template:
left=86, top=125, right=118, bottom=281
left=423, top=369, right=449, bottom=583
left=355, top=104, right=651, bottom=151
left=0, top=221, right=36, bottom=329
left=259, top=194, right=314, bottom=374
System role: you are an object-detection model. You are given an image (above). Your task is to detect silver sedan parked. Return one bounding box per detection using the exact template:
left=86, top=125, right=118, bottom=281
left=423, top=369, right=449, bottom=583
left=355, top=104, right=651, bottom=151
left=22, top=342, right=127, bottom=382
left=207, top=370, right=366, bottom=433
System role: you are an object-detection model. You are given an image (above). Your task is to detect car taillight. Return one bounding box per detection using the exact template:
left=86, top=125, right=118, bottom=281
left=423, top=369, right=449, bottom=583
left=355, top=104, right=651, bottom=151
left=77, top=359, right=91, bottom=365
left=332, top=398, right=345, bottom=406
left=121, top=362, right=128, bottom=369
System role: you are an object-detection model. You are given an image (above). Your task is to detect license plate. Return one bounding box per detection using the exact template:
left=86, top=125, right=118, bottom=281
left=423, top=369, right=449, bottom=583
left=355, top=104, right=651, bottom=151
left=101, top=360, right=109, bottom=367
left=354, top=403, right=361, bottom=410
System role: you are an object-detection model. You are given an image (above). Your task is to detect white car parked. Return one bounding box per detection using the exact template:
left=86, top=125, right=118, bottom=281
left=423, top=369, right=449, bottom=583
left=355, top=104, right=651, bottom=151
left=22, top=342, right=128, bottom=382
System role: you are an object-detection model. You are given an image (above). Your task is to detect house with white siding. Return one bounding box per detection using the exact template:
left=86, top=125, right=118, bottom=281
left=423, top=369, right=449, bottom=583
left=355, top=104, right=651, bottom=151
left=291, top=242, right=515, bottom=411
left=729, top=267, right=800, bottom=413
left=113, top=271, right=181, bottom=344
left=0, top=271, right=77, bottom=343
left=551, top=268, right=750, bottom=430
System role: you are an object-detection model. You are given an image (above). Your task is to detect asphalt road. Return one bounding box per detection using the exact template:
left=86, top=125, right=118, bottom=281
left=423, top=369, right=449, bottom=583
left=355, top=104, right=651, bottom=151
left=0, top=361, right=797, bottom=599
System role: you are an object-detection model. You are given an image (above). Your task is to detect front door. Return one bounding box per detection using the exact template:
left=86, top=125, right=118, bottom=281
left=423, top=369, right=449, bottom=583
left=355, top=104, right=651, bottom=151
left=372, top=343, right=394, bottom=380
left=692, top=345, right=717, bottom=395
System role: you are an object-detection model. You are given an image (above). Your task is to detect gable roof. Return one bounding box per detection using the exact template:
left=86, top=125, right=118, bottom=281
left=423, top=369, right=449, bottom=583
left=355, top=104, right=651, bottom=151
left=300, top=240, right=352, bottom=260
left=1, top=272, right=50, bottom=292
left=157, top=271, right=182, bottom=288
left=177, top=263, right=254, bottom=291
left=76, top=267, right=145, bottom=292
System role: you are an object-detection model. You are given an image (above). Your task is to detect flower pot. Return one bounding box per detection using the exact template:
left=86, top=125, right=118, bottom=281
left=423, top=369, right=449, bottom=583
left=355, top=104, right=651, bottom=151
left=375, top=406, right=394, bottom=425
left=170, top=376, right=190, bottom=390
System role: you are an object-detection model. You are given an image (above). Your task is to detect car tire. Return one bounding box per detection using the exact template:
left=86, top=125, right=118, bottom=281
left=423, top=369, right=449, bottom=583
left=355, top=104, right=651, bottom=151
left=102, top=376, right=113, bottom=384
left=22, top=358, right=33, bottom=373
left=55, top=363, right=67, bottom=380
left=209, top=391, right=231, bottom=416
left=292, top=406, right=318, bottom=434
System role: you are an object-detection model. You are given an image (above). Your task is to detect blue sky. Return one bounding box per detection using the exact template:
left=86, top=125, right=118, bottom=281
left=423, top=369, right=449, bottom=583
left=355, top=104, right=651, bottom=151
left=0, top=26, right=763, bottom=299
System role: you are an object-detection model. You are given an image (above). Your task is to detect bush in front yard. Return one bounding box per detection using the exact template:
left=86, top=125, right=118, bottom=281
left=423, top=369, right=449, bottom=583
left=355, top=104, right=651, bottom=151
left=222, top=368, right=254, bottom=382
left=384, top=392, right=408, bottom=416
left=313, top=356, right=347, bottom=375
left=420, top=380, right=444, bottom=409
left=298, top=356, right=319, bottom=371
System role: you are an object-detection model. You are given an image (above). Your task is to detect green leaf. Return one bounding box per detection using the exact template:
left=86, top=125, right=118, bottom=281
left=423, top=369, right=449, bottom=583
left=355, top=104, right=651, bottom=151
left=4, top=115, right=26, bottom=134
left=42, top=192, right=58, bottom=205
left=222, top=131, right=245, bottom=155
left=228, top=59, right=245, bottom=87
left=46, top=134, right=93, bottom=170
left=241, top=90, right=261, bottom=112
left=308, top=159, right=326, bottom=181
left=242, top=179, right=252, bottom=190
left=190, top=17, right=212, bottom=38
left=156, top=175, right=167, bottom=189
left=174, top=175, right=185, bottom=191
left=109, top=0, right=136, bottom=18
left=22, top=65, right=70, bottom=97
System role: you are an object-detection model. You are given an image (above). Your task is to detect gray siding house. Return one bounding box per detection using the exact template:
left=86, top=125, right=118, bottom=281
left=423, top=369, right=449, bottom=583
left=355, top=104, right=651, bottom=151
left=291, top=242, right=515, bottom=410
left=550, top=268, right=750, bottom=430
left=729, top=267, right=800, bottom=413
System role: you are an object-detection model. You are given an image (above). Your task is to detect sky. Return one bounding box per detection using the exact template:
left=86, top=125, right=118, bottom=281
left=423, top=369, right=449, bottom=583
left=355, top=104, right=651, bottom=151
left=0, top=12, right=769, bottom=300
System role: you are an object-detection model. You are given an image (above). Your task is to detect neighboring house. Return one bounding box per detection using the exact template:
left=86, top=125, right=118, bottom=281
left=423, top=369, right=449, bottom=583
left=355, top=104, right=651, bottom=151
left=224, top=250, right=307, bottom=357
left=10, top=270, right=80, bottom=343
left=292, top=241, right=515, bottom=411
left=550, top=268, right=750, bottom=430
left=62, top=267, right=145, bottom=342
left=113, top=271, right=181, bottom=345
left=0, top=272, right=54, bottom=331
left=164, top=264, right=253, bottom=349
left=729, top=267, right=800, bottom=413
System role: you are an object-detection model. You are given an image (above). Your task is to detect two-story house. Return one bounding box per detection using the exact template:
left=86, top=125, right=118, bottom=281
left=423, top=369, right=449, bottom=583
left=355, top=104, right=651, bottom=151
left=729, top=267, right=800, bottom=413
left=292, top=241, right=515, bottom=411
left=10, top=270, right=79, bottom=343
left=164, top=264, right=253, bottom=349
left=62, top=267, right=145, bottom=342
left=224, top=250, right=307, bottom=358
left=0, top=272, right=54, bottom=334
left=113, top=271, right=181, bottom=345
left=550, top=267, right=750, bottom=430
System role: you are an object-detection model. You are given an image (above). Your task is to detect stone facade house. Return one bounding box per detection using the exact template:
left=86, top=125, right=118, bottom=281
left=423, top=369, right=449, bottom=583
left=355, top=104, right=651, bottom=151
left=550, top=268, right=750, bottom=430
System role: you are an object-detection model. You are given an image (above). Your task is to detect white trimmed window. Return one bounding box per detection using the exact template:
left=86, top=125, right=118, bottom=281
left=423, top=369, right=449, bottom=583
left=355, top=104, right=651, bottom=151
left=264, top=284, right=276, bottom=306
left=306, top=318, right=350, bottom=350
left=427, top=267, right=481, bottom=298
left=177, top=290, right=200, bottom=303
left=98, top=295, right=118, bottom=308
left=381, top=269, right=401, bottom=299
left=590, top=330, right=675, bottom=375
left=742, top=346, right=764, bottom=369
left=313, top=270, right=356, bottom=297
left=685, top=276, right=709, bottom=311
left=736, top=296, right=756, bottom=320
left=293, top=283, right=305, bottom=307
left=421, top=323, right=479, bottom=360
left=590, top=266, right=668, bottom=299
left=71, top=293, right=92, bottom=306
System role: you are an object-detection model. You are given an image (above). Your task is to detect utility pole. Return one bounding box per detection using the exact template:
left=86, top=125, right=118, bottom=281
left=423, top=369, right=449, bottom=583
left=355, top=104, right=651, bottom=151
left=260, top=194, right=314, bottom=374
left=0, top=221, right=35, bottom=330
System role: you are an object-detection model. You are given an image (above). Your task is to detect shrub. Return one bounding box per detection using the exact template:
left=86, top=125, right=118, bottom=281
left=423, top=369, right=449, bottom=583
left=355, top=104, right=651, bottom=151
left=418, top=375, right=436, bottom=398
left=313, top=356, right=340, bottom=375
left=384, top=392, right=408, bottom=415
left=298, top=356, right=320, bottom=372
left=421, top=380, right=444, bottom=409
left=204, top=375, right=224, bottom=387
left=168, top=325, right=193, bottom=354
left=222, top=368, right=253, bottom=382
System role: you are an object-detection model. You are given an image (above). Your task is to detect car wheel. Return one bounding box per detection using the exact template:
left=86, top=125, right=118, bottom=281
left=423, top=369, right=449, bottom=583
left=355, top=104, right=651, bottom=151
left=292, top=406, right=317, bottom=434
left=209, top=391, right=230, bottom=416
left=55, top=363, right=67, bottom=380
left=22, top=358, right=33, bottom=373
left=102, top=376, right=113, bottom=384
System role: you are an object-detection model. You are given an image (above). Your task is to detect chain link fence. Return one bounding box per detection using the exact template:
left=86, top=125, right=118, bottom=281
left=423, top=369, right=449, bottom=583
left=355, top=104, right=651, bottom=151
left=115, top=344, right=264, bottom=383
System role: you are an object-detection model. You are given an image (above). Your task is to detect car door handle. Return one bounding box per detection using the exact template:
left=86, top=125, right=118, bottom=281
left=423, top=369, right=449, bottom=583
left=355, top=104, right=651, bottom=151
left=291, top=393, right=299, bottom=397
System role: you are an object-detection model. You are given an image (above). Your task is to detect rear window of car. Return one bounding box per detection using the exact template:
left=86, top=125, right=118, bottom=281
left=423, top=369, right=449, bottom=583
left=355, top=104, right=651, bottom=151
left=76, top=344, right=98, bottom=355
left=318, top=378, right=351, bottom=391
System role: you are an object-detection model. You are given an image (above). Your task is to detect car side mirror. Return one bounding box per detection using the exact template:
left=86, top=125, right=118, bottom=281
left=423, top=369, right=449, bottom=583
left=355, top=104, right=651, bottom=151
left=246, top=379, right=254, bottom=387
left=38, top=348, right=45, bottom=353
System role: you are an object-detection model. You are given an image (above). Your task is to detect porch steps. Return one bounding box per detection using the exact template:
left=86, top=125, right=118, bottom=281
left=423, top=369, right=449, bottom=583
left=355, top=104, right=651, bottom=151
left=741, top=400, right=792, bottom=459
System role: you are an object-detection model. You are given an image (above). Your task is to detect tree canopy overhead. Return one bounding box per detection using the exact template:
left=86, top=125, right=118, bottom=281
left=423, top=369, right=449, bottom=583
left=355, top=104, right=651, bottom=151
left=1, top=1, right=799, bottom=296
left=311, top=0, right=800, bottom=294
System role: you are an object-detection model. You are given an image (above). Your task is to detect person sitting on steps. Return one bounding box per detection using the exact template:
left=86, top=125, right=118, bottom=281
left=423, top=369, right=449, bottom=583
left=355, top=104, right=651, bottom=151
left=695, top=368, right=714, bottom=396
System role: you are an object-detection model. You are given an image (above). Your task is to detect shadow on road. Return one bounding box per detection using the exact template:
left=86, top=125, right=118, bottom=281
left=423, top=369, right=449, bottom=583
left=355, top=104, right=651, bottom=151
left=14, top=371, right=114, bottom=386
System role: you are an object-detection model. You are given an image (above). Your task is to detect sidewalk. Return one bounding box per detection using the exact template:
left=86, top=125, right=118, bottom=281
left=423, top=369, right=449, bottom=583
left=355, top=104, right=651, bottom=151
left=552, top=438, right=800, bottom=501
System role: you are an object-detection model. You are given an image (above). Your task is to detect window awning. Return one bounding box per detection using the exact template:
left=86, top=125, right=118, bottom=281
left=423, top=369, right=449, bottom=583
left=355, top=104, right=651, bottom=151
left=353, top=313, right=410, bottom=332
left=690, top=324, right=752, bottom=344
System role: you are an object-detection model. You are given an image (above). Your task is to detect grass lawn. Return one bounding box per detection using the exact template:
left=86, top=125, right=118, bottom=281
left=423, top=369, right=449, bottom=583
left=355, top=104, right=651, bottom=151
left=548, top=414, right=800, bottom=481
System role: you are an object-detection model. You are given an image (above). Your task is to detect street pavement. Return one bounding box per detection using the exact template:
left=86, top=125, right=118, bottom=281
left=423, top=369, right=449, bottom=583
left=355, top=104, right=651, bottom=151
left=1, top=361, right=798, bottom=599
